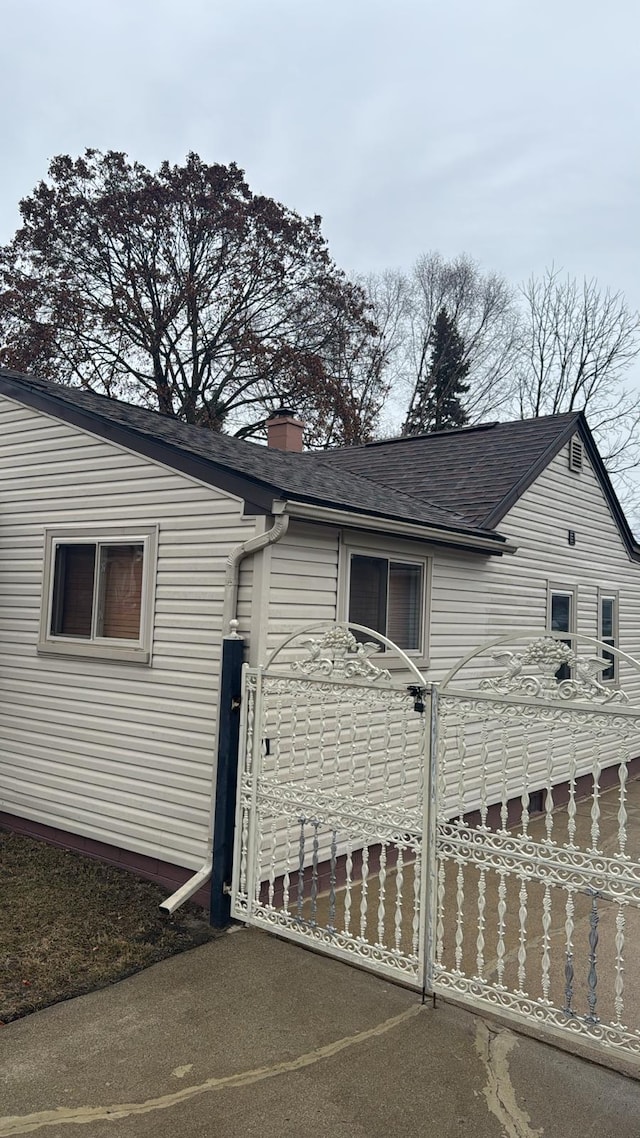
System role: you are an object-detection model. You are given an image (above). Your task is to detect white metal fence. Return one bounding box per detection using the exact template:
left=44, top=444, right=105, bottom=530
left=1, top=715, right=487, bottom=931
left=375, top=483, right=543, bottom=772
left=433, top=633, right=640, bottom=1063
left=231, top=623, right=640, bottom=1067
left=230, top=622, right=430, bottom=984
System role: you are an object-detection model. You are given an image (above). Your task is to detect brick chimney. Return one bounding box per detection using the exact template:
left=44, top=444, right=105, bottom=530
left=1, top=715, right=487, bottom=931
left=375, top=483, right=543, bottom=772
left=266, top=408, right=304, bottom=452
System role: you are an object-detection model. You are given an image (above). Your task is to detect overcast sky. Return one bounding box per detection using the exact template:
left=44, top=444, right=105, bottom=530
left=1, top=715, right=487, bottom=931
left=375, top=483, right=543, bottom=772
left=2, top=0, right=639, bottom=313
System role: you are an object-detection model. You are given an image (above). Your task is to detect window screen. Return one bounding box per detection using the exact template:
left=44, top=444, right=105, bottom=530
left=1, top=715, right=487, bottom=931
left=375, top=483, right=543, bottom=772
left=51, top=544, right=96, bottom=637
left=600, top=596, right=616, bottom=681
left=550, top=591, right=573, bottom=681
left=98, top=545, right=144, bottom=640
left=348, top=554, right=423, bottom=651
left=348, top=555, right=387, bottom=635
left=550, top=593, right=571, bottom=633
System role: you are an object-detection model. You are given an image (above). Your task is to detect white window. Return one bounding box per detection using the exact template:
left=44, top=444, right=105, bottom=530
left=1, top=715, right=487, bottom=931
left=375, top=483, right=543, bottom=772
left=347, top=552, right=427, bottom=654
left=598, top=591, right=618, bottom=683
left=547, top=584, right=576, bottom=681
left=39, top=527, right=158, bottom=664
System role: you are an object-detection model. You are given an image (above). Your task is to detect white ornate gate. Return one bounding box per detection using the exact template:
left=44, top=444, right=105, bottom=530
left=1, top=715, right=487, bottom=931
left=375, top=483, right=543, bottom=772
left=231, top=624, right=640, bottom=1066
left=230, top=622, right=431, bottom=986
left=430, top=632, right=640, bottom=1063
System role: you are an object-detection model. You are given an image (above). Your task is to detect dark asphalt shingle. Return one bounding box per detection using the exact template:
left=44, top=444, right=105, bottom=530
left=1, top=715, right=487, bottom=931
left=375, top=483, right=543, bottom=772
left=308, top=414, right=582, bottom=526
left=0, top=369, right=498, bottom=539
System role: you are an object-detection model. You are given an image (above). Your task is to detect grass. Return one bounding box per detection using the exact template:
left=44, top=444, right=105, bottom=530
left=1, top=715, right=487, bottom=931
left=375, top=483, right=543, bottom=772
left=0, top=830, right=219, bottom=1023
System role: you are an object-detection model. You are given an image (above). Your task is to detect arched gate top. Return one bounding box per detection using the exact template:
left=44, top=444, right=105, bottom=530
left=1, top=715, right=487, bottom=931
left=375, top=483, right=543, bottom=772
left=262, top=620, right=428, bottom=686
left=439, top=628, right=640, bottom=707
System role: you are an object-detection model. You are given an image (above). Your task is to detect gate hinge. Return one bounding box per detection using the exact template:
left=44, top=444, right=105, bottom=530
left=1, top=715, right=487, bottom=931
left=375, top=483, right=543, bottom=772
left=408, top=685, right=427, bottom=714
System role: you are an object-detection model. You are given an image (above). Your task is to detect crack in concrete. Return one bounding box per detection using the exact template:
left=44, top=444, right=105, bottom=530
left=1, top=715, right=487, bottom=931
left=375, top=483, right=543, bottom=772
left=475, top=1020, right=543, bottom=1138
left=0, top=1004, right=423, bottom=1136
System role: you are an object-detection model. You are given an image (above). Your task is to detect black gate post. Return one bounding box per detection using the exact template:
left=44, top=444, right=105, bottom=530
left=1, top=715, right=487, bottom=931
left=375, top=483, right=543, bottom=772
left=209, top=630, right=245, bottom=927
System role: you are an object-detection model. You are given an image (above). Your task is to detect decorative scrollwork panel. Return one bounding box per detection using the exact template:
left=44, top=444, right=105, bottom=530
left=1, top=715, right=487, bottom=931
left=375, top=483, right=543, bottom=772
left=232, top=622, right=431, bottom=988
left=433, top=633, right=640, bottom=1064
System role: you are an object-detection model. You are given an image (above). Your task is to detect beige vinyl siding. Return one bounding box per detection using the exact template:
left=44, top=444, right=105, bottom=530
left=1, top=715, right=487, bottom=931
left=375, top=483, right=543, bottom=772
left=0, top=395, right=256, bottom=870
left=428, top=551, right=491, bottom=678
left=258, top=438, right=640, bottom=823
left=491, top=445, right=640, bottom=666
left=263, top=521, right=340, bottom=660
left=439, top=442, right=640, bottom=813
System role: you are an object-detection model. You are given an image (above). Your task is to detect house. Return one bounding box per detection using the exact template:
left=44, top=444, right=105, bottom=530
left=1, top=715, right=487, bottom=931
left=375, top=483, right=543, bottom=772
left=1, top=366, right=638, bottom=908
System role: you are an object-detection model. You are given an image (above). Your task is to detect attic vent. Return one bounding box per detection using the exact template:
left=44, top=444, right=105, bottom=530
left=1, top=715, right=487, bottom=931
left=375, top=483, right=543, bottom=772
left=568, top=437, right=583, bottom=473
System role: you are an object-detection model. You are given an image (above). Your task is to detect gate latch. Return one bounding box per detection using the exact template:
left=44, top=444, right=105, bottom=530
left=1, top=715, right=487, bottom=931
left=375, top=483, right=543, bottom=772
left=408, top=685, right=427, bottom=714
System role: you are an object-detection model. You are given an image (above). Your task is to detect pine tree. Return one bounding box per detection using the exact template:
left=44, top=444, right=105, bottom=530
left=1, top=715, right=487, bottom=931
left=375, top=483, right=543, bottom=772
left=402, top=307, right=470, bottom=434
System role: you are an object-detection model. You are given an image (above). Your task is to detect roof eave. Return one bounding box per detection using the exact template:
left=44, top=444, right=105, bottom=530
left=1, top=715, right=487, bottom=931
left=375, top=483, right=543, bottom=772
left=280, top=500, right=517, bottom=555
left=576, top=421, right=640, bottom=563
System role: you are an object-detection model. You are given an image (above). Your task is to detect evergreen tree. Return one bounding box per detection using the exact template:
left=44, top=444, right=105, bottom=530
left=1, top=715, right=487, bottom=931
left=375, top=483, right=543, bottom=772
left=402, top=307, right=470, bottom=433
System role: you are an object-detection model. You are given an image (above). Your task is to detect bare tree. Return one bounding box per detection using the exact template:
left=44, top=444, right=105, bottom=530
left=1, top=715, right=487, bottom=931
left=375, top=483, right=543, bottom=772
left=516, top=268, right=640, bottom=475
left=356, top=270, right=411, bottom=433
left=365, top=253, right=519, bottom=432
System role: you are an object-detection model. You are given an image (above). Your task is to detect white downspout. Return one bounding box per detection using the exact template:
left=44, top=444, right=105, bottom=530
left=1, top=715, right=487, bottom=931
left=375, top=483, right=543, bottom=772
left=160, top=502, right=290, bottom=915
left=221, top=500, right=289, bottom=635
left=158, top=861, right=215, bottom=916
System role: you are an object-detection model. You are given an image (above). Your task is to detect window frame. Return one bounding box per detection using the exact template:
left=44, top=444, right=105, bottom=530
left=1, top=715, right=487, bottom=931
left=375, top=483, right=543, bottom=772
left=38, top=525, right=158, bottom=664
left=597, top=588, right=619, bottom=685
left=546, top=582, right=577, bottom=681
left=341, top=539, right=430, bottom=660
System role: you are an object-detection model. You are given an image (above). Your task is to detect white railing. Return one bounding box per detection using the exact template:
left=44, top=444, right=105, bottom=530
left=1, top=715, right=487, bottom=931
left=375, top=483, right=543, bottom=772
left=231, top=625, right=640, bottom=1066
left=431, top=633, right=640, bottom=1062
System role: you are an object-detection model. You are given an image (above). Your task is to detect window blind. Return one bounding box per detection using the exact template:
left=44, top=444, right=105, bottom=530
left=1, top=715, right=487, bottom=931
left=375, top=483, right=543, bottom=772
left=388, top=562, right=421, bottom=650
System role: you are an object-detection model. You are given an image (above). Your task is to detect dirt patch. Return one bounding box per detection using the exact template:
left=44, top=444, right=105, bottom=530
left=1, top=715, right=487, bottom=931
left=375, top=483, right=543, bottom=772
left=0, top=830, right=219, bottom=1023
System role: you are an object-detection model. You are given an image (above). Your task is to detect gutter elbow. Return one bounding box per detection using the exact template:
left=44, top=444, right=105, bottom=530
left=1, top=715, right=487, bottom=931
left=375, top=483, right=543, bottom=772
left=223, top=509, right=290, bottom=631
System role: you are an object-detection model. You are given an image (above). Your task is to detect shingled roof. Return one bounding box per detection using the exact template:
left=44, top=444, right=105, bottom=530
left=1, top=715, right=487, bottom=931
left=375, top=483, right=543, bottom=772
left=1, top=368, right=635, bottom=558
left=0, top=369, right=503, bottom=547
left=309, top=413, right=583, bottom=527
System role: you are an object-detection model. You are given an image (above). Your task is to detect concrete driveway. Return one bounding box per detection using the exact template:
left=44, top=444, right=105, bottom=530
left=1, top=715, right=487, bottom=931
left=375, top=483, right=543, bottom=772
left=2, top=926, right=640, bottom=1138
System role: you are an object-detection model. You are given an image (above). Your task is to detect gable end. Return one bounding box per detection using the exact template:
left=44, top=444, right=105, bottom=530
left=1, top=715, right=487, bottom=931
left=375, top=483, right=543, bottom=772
left=0, top=374, right=275, bottom=516
left=487, top=415, right=640, bottom=563
left=481, top=414, right=582, bottom=529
